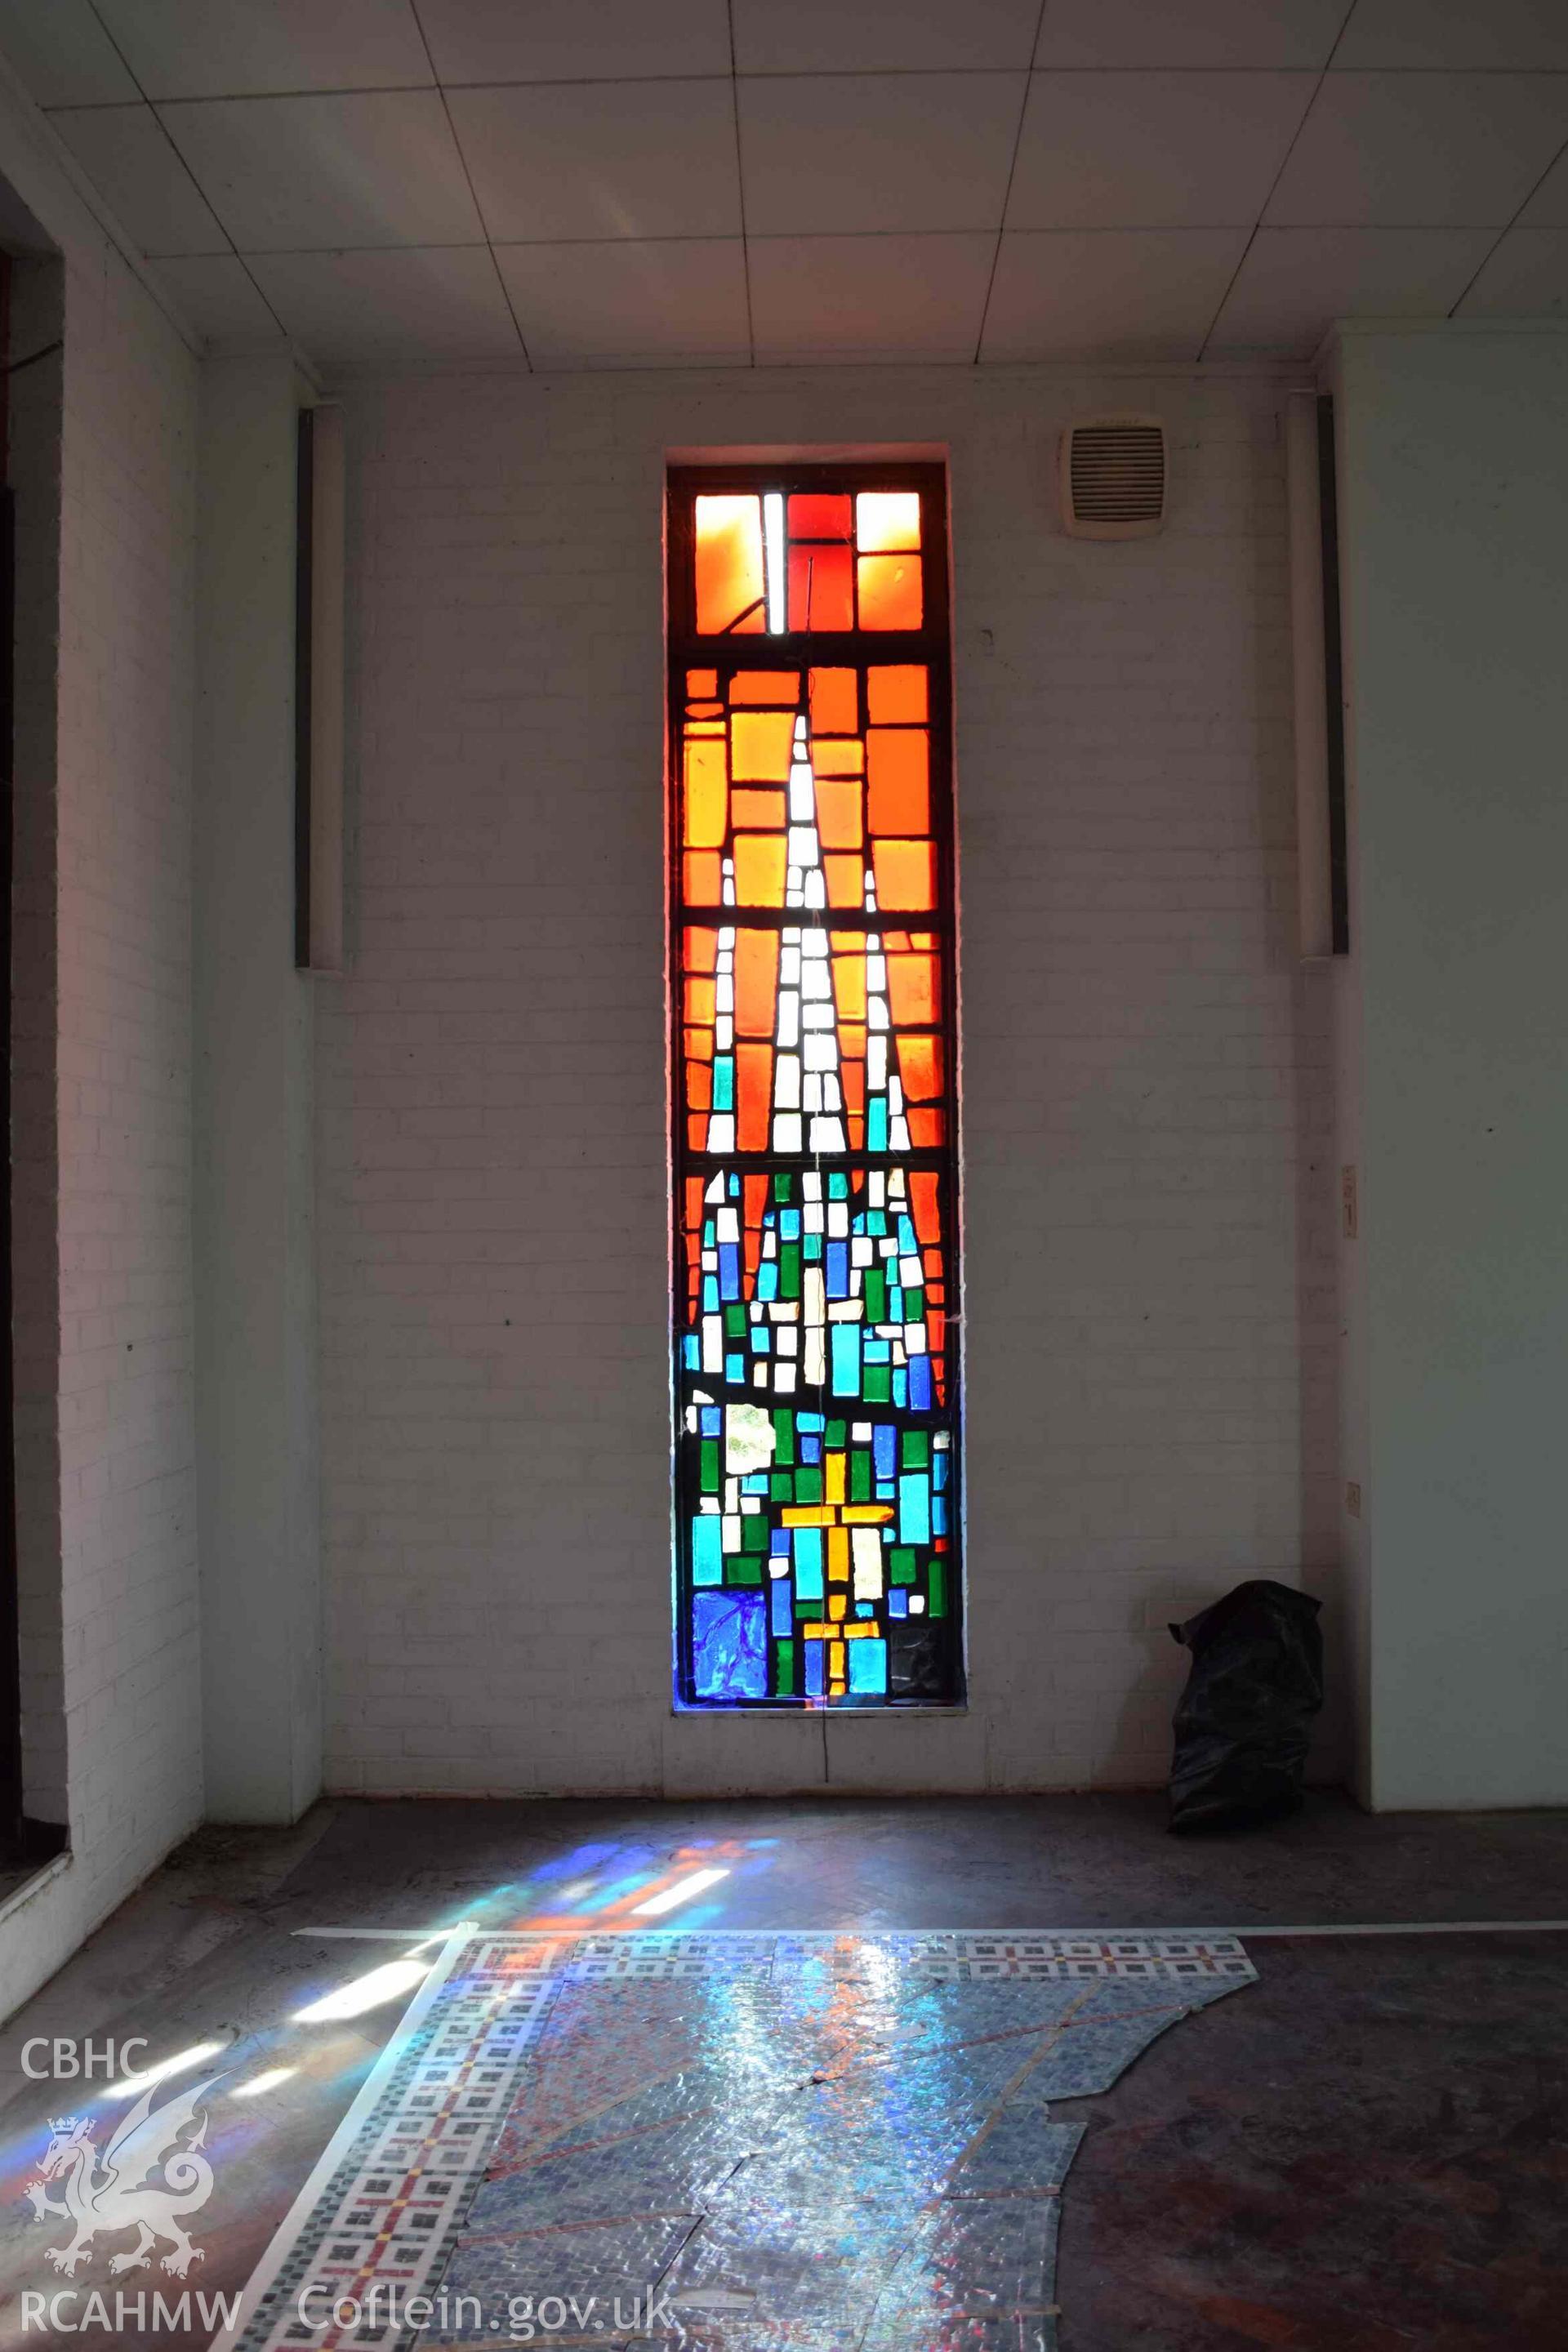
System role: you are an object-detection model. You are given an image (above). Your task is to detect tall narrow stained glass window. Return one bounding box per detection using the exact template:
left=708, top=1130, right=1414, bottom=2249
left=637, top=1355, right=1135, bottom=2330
left=669, top=466, right=963, bottom=1709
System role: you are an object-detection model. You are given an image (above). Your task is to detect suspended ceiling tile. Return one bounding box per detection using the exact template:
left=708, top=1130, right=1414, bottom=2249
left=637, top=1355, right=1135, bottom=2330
left=158, top=90, right=483, bottom=251
left=1207, top=225, right=1500, bottom=353
left=150, top=253, right=281, bottom=342
left=247, top=245, right=523, bottom=361
left=1519, top=147, right=1568, bottom=227
left=1266, top=72, right=1568, bottom=227
left=1008, top=71, right=1316, bottom=229
left=738, top=72, right=1024, bottom=236
left=982, top=227, right=1247, bottom=359
left=732, top=0, right=1040, bottom=74
left=1454, top=225, right=1568, bottom=314
left=750, top=231, right=996, bottom=360
left=495, top=237, right=749, bottom=365
left=416, top=0, right=731, bottom=82
left=1033, top=0, right=1348, bottom=70
left=91, top=0, right=433, bottom=100
left=1334, top=0, right=1568, bottom=71
left=448, top=79, right=741, bottom=242
left=50, top=102, right=229, bottom=256
left=0, top=0, right=137, bottom=105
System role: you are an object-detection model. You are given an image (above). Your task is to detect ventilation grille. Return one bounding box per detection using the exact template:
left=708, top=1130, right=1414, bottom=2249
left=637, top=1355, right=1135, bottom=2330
left=1060, top=416, right=1166, bottom=540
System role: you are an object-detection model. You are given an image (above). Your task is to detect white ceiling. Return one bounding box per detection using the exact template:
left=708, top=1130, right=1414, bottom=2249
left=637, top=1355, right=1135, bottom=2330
left=2, top=0, right=1566, bottom=368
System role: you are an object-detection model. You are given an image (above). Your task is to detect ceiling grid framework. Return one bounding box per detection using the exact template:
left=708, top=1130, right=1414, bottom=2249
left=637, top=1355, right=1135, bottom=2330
left=1, top=0, right=1565, bottom=369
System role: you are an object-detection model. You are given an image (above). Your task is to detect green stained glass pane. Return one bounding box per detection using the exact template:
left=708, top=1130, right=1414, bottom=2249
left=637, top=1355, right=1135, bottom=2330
left=929, top=1561, right=946, bottom=1615
left=829, top=1171, right=849, bottom=1199
left=826, top=1419, right=847, bottom=1449
left=725, top=1304, right=746, bottom=1337
left=890, top=1548, right=916, bottom=1584
left=770, top=1471, right=793, bottom=1501
left=902, top=1430, right=930, bottom=1469
left=864, top=1365, right=891, bottom=1403
left=773, top=1409, right=795, bottom=1464
left=781, top=1244, right=801, bottom=1296
left=776, top=1640, right=795, bottom=1696
left=742, top=1516, right=767, bottom=1553
left=865, top=1267, right=887, bottom=1321
left=700, top=1441, right=720, bottom=1492
left=796, top=1466, right=823, bottom=1504
left=849, top=1451, right=871, bottom=1502
left=729, top=1556, right=764, bottom=1585
left=773, top=1174, right=792, bottom=1202
left=867, top=1210, right=887, bottom=1236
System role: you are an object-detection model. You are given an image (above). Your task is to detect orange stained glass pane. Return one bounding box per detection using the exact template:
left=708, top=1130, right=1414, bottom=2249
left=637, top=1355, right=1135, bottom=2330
left=688, top=1062, right=712, bottom=1111
left=867, top=729, right=929, bottom=837
left=733, top=834, right=787, bottom=906
left=731, top=787, right=786, bottom=831
left=857, top=552, right=922, bottom=631
left=729, top=670, right=800, bottom=706
left=814, top=776, right=862, bottom=852
left=907, top=1107, right=945, bottom=1146
left=888, top=949, right=938, bottom=1026
left=684, top=1027, right=713, bottom=1066
left=684, top=925, right=718, bottom=973
left=871, top=836, right=935, bottom=911
left=684, top=849, right=723, bottom=903
left=910, top=1169, right=942, bottom=1245
left=789, top=492, right=852, bottom=539
left=841, top=1058, right=866, bottom=1120
left=808, top=667, right=857, bottom=733
left=687, top=702, right=723, bottom=723
left=734, top=929, right=779, bottom=1039
left=736, top=1042, right=773, bottom=1151
left=687, top=1111, right=706, bottom=1149
left=683, top=736, right=727, bottom=846
left=825, top=853, right=866, bottom=909
left=684, top=973, right=715, bottom=1026
left=898, top=1033, right=943, bottom=1102
left=867, top=665, right=928, bottom=724
left=811, top=738, right=863, bottom=777
left=788, top=542, right=853, bottom=632
left=831, top=945, right=866, bottom=1021
left=730, top=709, right=795, bottom=782
left=694, top=494, right=764, bottom=635
left=856, top=490, right=922, bottom=552
left=686, top=669, right=719, bottom=697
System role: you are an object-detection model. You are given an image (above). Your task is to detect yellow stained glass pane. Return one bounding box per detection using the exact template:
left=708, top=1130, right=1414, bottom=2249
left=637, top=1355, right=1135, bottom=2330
left=857, top=553, right=922, bottom=632
left=730, top=709, right=795, bottom=782
left=856, top=491, right=922, bottom=553
left=695, top=494, right=764, bottom=635
left=682, top=736, right=726, bottom=846
left=733, top=834, right=787, bottom=906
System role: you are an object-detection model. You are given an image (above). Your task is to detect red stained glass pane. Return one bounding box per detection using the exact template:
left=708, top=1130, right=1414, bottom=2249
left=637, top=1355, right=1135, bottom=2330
left=907, top=1107, right=944, bottom=1146
left=888, top=950, right=938, bottom=1026
left=866, top=665, right=928, bottom=723
left=809, top=667, right=858, bottom=733
left=856, top=490, right=922, bottom=553
left=736, top=1042, right=773, bottom=1150
left=910, top=1170, right=942, bottom=1245
left=788, top=542, right=853, bottom=632
left=687, top=668, right=719, bottom=697
left=730, top=670, right=800, bottom=705
left=857, top=553, right=922, bottom=631
left=789, top=493, right=852, bottom=539
left=734, top=930, right=779, bottom=1039
left=695, top=494, right=764, bottom=634
left=814, top=777, right=862, bottom=851
left=871, top=839, right=935, bottom=908
left=867, top=729, right=929, bottom=837
left=733, top=835, right=787, bottom=906
left=730, top=710, right=795, bottom=782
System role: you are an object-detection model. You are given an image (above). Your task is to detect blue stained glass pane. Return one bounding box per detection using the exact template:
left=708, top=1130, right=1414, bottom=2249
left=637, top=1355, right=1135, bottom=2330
left=794, top=1528, right=824, bottom=1598
left=898, top=1472, right=931, bottom=1545
left=801, top=1436, right=822, bottom=1463
left=781, top=1209, right=801, bottom=1240
left=742, top=1473, right=768, bottom=1494
left=799, top=1414, right=825, bottom=1432
left=770, top=1579, right=791, bottom=1637
left=909, top=1356, right=932, bottom=1410
left=933, top=1496, right=947, bottom=1535
left=826, top=1241, right=849, bottom=1295
left=702, top=1276, right=719, bottom=1312
left=770, top=1529, right=790, bottom=1556
left=894, top=1369, right=908, bottom=1407
left=849, top=1637, right=887, bottom=1695
left=750, top=1325, right=770, bottom=1352
left=683, top=1335, right=699, bottom=1368
left=876, top=1481, right=895, bottom=1501
left=758, top=1263, right=778, bottom=1301
left=868, top=1098, right=889, bottom=1151
left=691, top=1516, right=724, bottom=1587
left=873, top=1425, right=897, bottom=1479
left=725, top=1353, right=745, bottom=1383
left=804, top=1637, right=824, bottom=1698
left=898, top=1215, right=918, bottom=1252
left=719, top=1244, right=740, bottom=1299
left=693, top=1591, right=767, bottom=1700
left=713, top=1059, right=734, bottom=1111
left=934, top=1451, right=949, bottom=1489
left=701, top=1407, right=721, bottom=1435
left=728, top=1173, right=742, bottom=1196
left=831, top=1323, right=862, bottom=1397
left=865, top=1339, right=889, bottom=1362
left=855, top=1602, right=874, bottom=1618
left=889, top=1588, right=908, bottom=1619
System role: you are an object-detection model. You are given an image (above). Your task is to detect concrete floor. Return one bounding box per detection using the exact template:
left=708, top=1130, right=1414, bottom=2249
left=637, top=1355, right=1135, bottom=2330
left=0, top=1792, right=1564, bottom=2349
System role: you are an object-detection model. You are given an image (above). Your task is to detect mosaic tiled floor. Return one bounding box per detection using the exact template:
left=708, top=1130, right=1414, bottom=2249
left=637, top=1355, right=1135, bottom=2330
left=217, top=1931, right=1256, bottom=2352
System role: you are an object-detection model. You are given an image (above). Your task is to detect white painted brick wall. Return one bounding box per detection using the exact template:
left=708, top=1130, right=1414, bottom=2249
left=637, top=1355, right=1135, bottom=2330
left=5, top=215, right=200, bottom=2008
left=323, top=366, right=1339, bottom=1797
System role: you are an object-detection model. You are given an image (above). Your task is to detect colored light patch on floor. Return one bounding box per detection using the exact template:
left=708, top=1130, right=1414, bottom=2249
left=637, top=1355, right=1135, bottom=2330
left=219, top=1931, right=1255, bottom=2352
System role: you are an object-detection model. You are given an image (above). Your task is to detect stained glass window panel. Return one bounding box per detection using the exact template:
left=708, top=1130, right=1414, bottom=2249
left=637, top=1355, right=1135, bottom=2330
left=669, top=466, right=961, bottom=1709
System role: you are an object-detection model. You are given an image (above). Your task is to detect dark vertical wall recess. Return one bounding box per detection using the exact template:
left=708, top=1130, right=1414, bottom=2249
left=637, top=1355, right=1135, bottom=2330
left=0, top=241, right=22, bottom=1858
left=1316, top=394, right=1350, bottom=956
left=294, top=406, right=314, bottom=971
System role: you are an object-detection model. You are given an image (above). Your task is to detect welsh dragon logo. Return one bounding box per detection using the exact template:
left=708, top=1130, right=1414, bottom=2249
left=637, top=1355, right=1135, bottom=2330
left=22, top=2075, right=218, bottom=2278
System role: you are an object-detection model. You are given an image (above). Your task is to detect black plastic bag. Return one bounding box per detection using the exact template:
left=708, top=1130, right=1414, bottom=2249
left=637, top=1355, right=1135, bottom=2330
left=1167, top=1579, right=1323, bottom=1834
